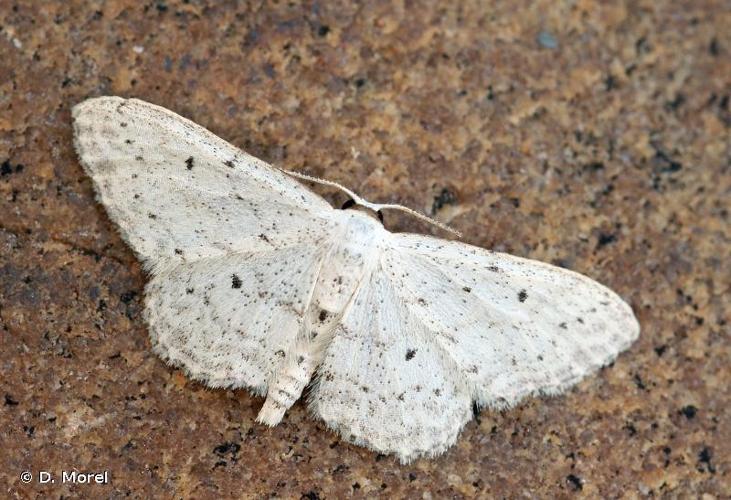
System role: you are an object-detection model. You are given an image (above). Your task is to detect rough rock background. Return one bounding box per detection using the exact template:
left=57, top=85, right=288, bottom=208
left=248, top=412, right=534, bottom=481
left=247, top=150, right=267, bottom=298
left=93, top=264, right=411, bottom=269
left=1, top=0, right=728, bottom=498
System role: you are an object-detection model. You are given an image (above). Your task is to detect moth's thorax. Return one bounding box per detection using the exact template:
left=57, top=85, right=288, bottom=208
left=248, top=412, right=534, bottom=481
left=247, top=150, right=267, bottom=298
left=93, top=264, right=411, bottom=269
left=308, top=211, right=382, bottom=331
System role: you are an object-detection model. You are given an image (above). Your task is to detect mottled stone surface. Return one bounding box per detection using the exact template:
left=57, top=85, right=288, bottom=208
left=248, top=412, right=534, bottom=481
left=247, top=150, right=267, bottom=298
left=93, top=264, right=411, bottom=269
left=1, top=1, right=728, bottom=498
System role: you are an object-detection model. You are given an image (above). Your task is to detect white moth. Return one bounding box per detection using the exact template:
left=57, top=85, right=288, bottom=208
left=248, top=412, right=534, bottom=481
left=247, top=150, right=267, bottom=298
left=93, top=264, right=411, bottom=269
left=73, top=97, right=640, bottom=463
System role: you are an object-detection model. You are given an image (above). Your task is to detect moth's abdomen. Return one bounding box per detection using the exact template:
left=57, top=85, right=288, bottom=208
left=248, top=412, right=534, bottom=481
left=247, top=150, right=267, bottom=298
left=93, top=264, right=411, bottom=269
left=257, top=212, right=383, bottom=425
left=257, top=349, right=314, bottom=426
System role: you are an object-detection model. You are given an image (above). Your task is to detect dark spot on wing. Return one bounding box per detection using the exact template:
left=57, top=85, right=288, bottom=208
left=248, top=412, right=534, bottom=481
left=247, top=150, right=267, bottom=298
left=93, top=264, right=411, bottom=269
left=174, top=248, right=183, bottom=255
left=559, top=322, right=568, bottom=329
left=231, top=274, right=242, bottom=289
left=185, top=156, right=194, bottom=170
left=135, top=156, right=144, bottom=161
left=186, top=287, right=194, bottom=294
left=462, top=286, right=471, bottom=293
left=259, top=233, right=271, bottom=243
left=120, top=122, right=127, bottom=127
left=224, top=159, right=235, bottom=168
left=405, top=349, right=417, bottom=361
left=318, top=310, right=329, bottom=322
left=147, top=213, right=157, bottom=219
left=518, top=289, right=528, bottom=302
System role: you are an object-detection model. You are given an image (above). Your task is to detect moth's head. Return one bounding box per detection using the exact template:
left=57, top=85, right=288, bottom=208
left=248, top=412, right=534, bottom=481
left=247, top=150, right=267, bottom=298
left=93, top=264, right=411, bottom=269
left=340, top=198, right=384, bottom=224
left=281, top=169, right=459, bottom=236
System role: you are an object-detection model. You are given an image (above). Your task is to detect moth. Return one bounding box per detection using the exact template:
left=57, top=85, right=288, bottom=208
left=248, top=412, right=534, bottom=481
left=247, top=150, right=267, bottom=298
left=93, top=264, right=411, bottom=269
left=73, top=97, right=640, bottom=463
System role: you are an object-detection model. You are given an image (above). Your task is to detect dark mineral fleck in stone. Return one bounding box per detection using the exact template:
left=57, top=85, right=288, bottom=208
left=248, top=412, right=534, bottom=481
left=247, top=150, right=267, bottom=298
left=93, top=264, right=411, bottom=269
left=680, top=405, right=697, bottom=419
left=566, top=474, right=583, bottom=491
left=537, top=31, right=558, bottom=49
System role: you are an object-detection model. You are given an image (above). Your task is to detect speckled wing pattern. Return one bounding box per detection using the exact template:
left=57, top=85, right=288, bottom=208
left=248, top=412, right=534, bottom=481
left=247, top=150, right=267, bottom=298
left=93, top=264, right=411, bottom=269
left=73, top=97, right=338, bottom=393
left=385, top=235, right=640, bottom=407
left=73, top=96, right=640, bottom=464
left=311, top=234, right=639, bottom=461
left=311, top=268, right=473, bottom=462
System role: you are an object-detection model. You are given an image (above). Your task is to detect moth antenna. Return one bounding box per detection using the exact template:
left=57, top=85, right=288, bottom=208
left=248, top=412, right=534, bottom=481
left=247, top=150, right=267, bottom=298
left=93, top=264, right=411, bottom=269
left=280, top=168, right=363, bottom=204
left=377, top=204, right=462, bottom=237
left=281, top=169, right=462, bottom=237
